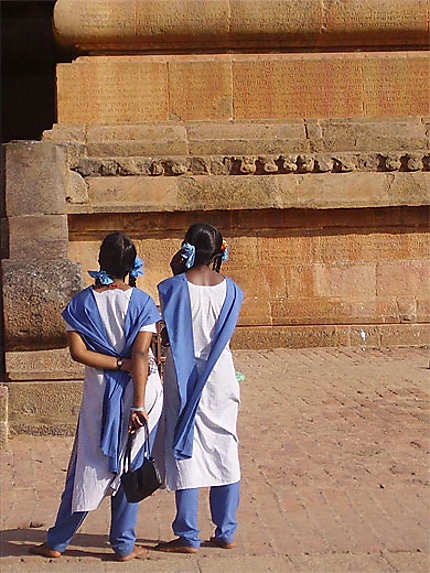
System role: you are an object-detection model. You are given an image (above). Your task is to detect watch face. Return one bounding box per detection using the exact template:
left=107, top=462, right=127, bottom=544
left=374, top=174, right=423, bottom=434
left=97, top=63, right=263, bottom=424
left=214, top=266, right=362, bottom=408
left=117, top=359, right=123, bottom=368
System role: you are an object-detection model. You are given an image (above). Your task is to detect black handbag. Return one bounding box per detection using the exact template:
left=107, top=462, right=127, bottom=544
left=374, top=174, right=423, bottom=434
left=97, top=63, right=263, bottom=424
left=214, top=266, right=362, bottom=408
left=120, top=423, right=162, bottom=503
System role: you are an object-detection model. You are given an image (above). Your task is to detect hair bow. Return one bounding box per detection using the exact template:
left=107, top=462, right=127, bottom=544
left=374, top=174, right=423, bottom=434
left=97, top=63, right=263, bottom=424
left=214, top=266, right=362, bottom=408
left=181, top=242, right=196, bottom=269
left=88, top=270, right=114, bottom=285
left=129, top=256, right=145, bottom=279
left=221, top=240, right=229, bottom=262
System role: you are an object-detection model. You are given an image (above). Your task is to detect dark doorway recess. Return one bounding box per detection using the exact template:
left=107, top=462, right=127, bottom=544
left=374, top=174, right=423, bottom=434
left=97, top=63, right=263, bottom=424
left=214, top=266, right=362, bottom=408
left=1, top=0, right=72, bottom=143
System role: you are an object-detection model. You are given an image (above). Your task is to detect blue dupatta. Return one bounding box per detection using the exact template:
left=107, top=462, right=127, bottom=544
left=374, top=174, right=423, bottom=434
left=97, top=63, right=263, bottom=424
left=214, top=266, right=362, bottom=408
left=158, top=273, right=243, bottom=460
left=62, top=287, right=161, bottom=473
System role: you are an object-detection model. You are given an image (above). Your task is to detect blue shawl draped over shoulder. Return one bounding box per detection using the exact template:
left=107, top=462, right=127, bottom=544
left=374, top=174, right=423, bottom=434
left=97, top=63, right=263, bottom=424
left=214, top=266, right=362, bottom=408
left=62, top=287, right=161, bottom=473
left=158, top=273, right=243, bottom=460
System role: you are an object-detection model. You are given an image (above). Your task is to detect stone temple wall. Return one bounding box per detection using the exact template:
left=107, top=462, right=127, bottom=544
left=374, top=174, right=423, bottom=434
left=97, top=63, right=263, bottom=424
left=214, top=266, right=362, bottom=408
left=1, top=0, right=429, bottom=436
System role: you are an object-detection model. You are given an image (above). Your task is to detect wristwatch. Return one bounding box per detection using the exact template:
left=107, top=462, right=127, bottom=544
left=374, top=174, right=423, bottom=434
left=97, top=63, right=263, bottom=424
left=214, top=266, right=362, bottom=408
left=116, top=358, right=124, bottom=370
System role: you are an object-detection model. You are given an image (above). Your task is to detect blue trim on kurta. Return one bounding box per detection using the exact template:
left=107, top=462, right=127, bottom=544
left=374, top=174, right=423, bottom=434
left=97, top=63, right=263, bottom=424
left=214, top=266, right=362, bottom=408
left=62, top=287, right=161, bottom=473
left=158, top=273, right=243, bottom=460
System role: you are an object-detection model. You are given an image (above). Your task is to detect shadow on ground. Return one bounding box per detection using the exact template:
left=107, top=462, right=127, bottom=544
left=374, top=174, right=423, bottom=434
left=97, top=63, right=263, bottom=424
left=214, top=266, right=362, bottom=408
left=0, top=528, right=161, bottom=560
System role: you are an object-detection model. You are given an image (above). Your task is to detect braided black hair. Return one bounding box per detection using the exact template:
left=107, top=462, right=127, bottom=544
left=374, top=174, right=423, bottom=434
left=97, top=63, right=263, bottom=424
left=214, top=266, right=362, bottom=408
left=184, top=223, right=224, bottom=272
left=96, top=232, right=138, bottom=287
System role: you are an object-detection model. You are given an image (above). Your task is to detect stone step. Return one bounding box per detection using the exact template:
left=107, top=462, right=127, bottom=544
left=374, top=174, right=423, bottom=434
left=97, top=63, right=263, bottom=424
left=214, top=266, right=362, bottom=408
left=43, top=117, right=430, bottom=156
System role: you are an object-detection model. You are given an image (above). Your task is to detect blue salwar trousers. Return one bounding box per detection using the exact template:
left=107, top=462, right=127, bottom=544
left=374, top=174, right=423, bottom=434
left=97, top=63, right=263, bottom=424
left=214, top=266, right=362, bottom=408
left=46, top=459, right=138, bottom=557
left=47, top=426, right=159, bottom=557
left=173, top=481, right=240, bottom=548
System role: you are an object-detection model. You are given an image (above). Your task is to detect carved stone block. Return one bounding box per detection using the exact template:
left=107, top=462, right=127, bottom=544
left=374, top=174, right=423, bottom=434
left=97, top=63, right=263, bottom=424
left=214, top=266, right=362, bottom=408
left=3, top=141, right=66, bottom=217
left=2, top=259, right=83, bottom=351
left=65, top=171, right=88, bottom=205
left=8, top=215, right=68, bottom=260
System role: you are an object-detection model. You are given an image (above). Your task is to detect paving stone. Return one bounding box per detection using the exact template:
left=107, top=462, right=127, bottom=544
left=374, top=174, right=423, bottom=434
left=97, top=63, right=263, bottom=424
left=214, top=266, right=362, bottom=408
left=1, top=347, right=428, bottom=572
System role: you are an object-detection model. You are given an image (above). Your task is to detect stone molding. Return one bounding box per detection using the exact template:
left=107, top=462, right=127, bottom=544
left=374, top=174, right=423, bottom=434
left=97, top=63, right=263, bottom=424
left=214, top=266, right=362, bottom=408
left=53, top=0, right=430, bottom=52
left=43, top=118, right=430, bottom=155
left=65, top=172, right=430, bottom=214
left=42, top=119, right=430, bottom=212
left=75, top=151, right=430, bottom=179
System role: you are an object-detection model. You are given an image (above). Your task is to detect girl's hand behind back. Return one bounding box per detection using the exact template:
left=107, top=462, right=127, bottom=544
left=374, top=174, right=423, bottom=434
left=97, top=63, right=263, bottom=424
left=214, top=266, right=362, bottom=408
left=128, top=410, right=149, bottom=434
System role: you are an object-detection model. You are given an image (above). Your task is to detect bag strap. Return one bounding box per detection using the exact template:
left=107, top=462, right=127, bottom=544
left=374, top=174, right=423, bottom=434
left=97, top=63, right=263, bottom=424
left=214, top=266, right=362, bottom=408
left=124, top=421, right=151, bottom=472
left=143, top=420, right=150, bottom=458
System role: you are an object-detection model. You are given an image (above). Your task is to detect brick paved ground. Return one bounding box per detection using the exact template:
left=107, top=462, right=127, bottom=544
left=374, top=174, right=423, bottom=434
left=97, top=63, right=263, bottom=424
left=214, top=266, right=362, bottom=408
left=1, top=347, right=429, bottom=573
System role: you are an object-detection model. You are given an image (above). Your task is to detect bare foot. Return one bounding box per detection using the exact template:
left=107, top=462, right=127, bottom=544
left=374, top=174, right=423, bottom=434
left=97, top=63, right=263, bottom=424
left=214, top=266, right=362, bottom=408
left=209, top=536, right=236, bottom=549
left=115, top=545, right=148, bottom=562
left=155, top=538, right=199, bottom=554
left=30, top=543, right=62, bottom=558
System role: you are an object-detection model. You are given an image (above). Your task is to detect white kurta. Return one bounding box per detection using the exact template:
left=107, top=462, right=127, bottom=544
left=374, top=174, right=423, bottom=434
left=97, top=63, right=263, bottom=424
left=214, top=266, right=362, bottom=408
left=65, top=288, right=163, bottom=512
left=163, top=280, right=241, bottom=491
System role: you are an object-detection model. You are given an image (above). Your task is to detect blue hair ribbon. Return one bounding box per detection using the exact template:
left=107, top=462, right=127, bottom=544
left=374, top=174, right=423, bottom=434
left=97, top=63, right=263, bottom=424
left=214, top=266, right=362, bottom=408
left=221, top=240, right=229, bottom=262
left=181, top=242, right=196, bottom=269
left=88, top=270, right=114, bottom=285
left=130, top=256, right=145, bottom=279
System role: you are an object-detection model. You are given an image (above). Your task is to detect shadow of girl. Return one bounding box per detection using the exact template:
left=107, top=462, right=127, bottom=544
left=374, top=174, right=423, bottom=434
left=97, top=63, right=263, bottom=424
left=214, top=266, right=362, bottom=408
left=0, top=528, right=132, bottom=560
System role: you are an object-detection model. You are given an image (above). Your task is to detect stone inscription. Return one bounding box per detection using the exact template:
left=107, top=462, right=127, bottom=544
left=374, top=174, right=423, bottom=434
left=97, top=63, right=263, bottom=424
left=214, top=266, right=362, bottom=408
left=363, top=57, right=430, bottom=117
left=58, top=0, right=135, bottom=38
left=57, top=62, right=169, bottom=123
left=56, top=53, right=430, bottom=123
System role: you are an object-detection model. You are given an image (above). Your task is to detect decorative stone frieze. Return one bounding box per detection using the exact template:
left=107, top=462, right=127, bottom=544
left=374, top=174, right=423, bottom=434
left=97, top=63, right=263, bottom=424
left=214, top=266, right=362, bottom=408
left=74, top=151, right=430, bottom=180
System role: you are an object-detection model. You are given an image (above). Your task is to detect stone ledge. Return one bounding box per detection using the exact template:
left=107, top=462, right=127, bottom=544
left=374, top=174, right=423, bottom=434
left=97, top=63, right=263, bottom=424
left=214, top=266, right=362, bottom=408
left=53, top=0, right=430, bottom=52
left=65, top=172, right=430, bottom=214
left=43, top=118, right=430, bottom=155
left=231, top=323, right=430, bottom=349
left=3, top=141, right=67, bottom=217
left=9, top=422, right=76, bottom=436
left=67, top=206, right=428, bottom=237
left=8, top=380, right=81, bottom=435
left=5, top=348, right=83, bottom=381
left=8, top=381, right=82, bottom=425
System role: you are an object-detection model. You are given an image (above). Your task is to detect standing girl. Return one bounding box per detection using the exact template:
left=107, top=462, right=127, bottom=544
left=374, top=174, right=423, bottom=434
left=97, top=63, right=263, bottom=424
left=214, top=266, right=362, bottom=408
left=156, top=223, right=243, bottom=553
left=31, top=232, right=162, bottom=561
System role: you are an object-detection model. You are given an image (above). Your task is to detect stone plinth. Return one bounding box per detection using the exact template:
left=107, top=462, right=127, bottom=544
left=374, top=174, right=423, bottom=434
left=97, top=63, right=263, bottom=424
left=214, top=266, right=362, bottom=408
left=56, top=53, right=430, bottom=124
left=53, top=0, right=430, bottom=51
left=8, top=381, right=82, bottom=436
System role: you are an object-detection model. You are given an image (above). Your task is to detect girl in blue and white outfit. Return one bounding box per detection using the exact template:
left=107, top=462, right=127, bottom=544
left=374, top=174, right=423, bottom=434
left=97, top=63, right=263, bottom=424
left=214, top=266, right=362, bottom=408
left=31, top=232, right=162, bottom=562
left=156, top=223, right=243, bottom=554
